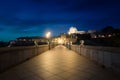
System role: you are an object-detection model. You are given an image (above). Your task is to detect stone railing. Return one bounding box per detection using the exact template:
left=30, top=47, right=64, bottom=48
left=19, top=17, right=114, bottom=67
left=0, top=45, right=49, bottom=72
left=71, top=45, right=120, bottom=74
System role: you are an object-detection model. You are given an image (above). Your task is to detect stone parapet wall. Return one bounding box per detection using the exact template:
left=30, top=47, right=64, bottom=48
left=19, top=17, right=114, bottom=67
left=0, top=45, right=49, bottom=72
left=71, top=45, right=120, bottom=74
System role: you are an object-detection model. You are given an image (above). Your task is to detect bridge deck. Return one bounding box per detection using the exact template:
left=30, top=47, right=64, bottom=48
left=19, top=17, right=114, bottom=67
left=0, top=45, right=119, bottom=80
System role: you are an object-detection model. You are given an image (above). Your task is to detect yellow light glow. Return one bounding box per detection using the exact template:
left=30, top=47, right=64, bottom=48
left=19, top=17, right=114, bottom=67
left=108, top=34, right=112, bottom=37
left=58, top=39, right=63, bottom=44
left=46, top=32, right=51, bottom=38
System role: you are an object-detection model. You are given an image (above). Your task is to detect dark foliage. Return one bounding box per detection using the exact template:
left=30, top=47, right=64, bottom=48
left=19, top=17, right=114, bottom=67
left=101, top=26, right=114, bottom=34
left=0, top=41, right=8, bottom=47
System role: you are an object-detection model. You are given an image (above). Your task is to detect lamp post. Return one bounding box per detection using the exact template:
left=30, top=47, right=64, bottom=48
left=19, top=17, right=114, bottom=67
left=46, top=32, right=51, bottom=50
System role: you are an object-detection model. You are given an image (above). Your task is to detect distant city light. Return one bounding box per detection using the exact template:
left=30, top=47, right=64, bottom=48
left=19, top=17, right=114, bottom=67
left=58, top=39, right=63, bottom=44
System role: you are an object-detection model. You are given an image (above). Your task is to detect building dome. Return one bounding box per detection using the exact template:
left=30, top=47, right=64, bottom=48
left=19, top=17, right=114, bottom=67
left=68, top=27, right=78, bottom=34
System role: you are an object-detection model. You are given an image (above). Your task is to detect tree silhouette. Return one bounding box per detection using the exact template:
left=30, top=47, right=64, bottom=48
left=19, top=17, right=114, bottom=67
left=101, top=26, right=114, bottom=34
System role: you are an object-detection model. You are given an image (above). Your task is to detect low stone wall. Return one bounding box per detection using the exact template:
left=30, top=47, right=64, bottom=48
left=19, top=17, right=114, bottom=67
left=71, top=45, right=120, bottom=73
left=0, top=45, right=49, bottom=72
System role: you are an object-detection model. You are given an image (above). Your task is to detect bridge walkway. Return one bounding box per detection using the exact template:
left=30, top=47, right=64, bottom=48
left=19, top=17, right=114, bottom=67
left=0, top=45, right=119, bottom=80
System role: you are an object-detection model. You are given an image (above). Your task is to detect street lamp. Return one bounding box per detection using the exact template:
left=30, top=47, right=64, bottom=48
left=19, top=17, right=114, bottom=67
left=46, top=32, right=51, bottom=38
left=46, top=32, right=51, bottom=50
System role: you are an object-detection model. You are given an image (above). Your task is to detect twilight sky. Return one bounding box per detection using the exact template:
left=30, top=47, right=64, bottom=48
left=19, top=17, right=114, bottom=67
left=0, top=0, right=120, bottom=41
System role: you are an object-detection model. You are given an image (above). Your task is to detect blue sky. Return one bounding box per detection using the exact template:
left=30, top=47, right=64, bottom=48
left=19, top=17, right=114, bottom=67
left=0, top=0, right=120, bottom=41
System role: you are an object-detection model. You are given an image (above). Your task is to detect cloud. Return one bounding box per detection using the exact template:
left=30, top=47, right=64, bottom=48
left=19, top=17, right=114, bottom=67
left=0, top=0, right=119, bottom=41
left=0, top=0, right=118, bottom=27
left=0, top=0, right=120, bottom=29
left=0, top=27, right=4, bottom=31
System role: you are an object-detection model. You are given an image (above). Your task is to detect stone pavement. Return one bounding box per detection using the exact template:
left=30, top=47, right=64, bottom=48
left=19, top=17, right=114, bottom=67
left=0, top=45, right=119, bottom=80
